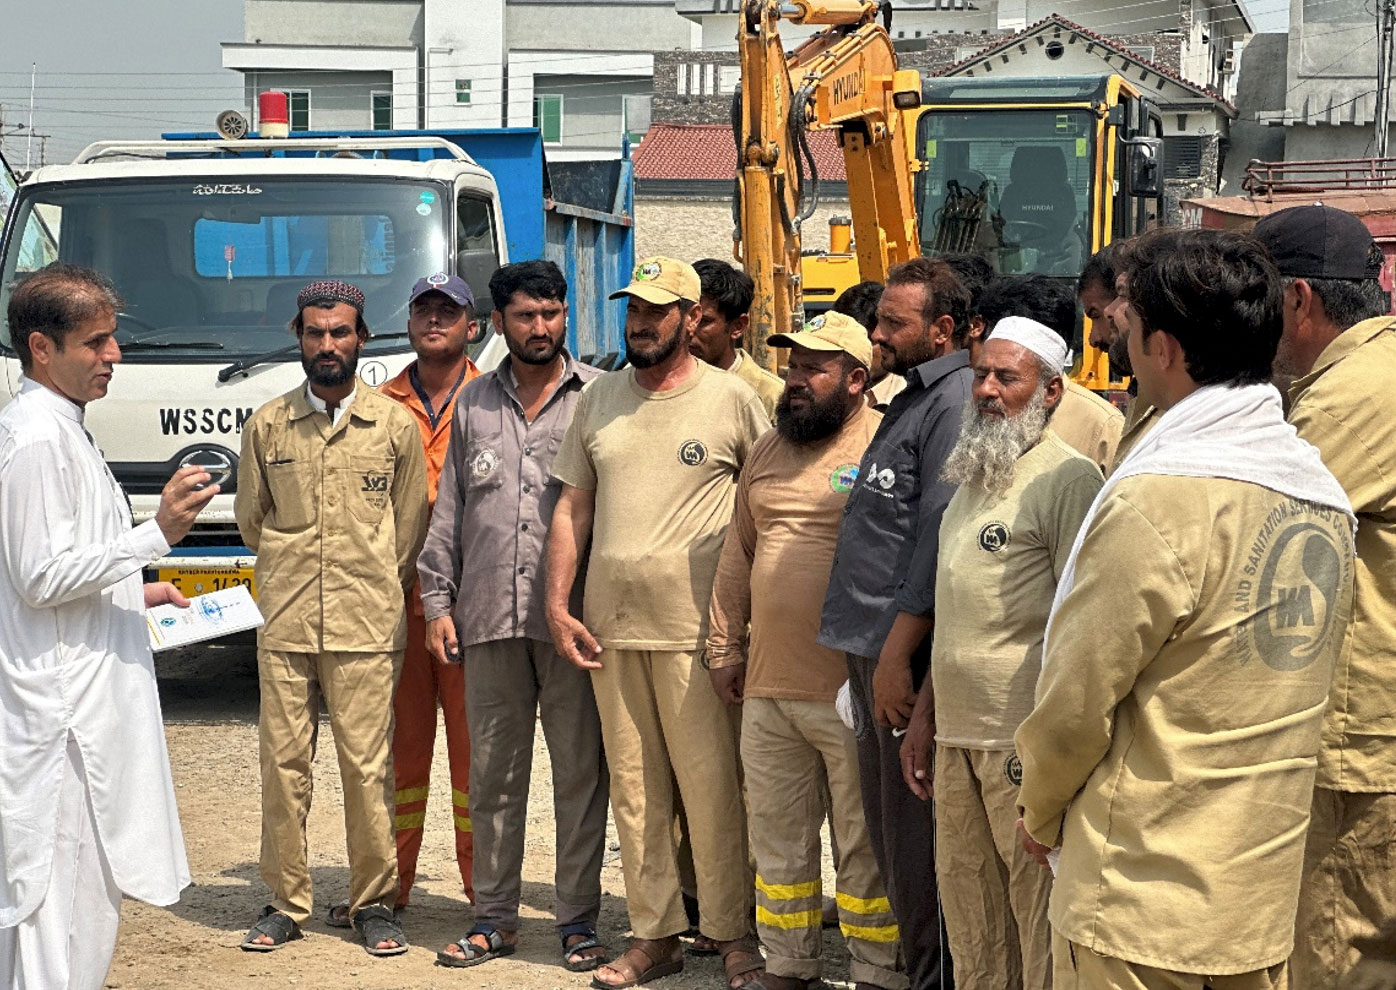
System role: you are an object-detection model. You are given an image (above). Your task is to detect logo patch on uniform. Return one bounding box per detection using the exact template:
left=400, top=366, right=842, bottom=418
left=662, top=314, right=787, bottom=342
left=678, top=439, right=708, bottom=466
left=634, top=261, right=662, bottom=281
left=1004, top=753, right=1023, bottom=786
left=361, top=473, right=388, bottom=493
left=471, top=448, right=499, bottom=480
left=427, top=271, right=450, bottom=286
left=866, top=462, right=896, bottom=490
left=830, top=462, right=859, bottom=493
left=979, top=521, right=1010, bottom=552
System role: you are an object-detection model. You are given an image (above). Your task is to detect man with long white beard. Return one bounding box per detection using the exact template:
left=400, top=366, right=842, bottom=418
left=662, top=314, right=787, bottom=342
left=899, top=317, right=1102, bottom=990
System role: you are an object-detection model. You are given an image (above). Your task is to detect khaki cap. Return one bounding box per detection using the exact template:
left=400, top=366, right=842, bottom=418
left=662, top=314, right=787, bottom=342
left=768, top=311, right=872, bottom=369
left=609, top=256, right=701, bottom=305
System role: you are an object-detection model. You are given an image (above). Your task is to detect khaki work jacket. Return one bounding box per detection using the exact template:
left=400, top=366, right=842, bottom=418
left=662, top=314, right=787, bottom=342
left=235, top=380, right=428, bottom=653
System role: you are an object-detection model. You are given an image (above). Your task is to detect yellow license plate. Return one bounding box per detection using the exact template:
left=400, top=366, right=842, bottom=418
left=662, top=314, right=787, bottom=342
left=157, top=567, right=256, bottom=599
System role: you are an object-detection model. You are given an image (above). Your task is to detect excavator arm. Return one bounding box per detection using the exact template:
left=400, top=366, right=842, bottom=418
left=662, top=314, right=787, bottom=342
left=735, top=0, right=923, bottom=370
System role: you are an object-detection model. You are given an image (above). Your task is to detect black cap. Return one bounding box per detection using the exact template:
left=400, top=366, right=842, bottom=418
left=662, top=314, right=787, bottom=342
left=1252, top=204, right=1384, bottom=281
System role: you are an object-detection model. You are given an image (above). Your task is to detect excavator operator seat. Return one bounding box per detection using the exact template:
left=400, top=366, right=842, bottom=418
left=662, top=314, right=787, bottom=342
left=997, top=146, right=1077, bottom=251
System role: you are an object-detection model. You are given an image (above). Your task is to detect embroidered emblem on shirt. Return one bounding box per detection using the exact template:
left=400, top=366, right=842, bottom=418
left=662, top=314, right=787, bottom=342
left=471, top=448, right=500, bottom=480
left=830, top=463, right=859, bottom=493
left=634, top=261, right=662, bottom=281
left=361, top=472, right=390, bottom=510
left=978, top=521, right=1010, bottom=552
left=1004, top=753, right=1023, bottom=786
left=677, top=439, right=708, bottom=466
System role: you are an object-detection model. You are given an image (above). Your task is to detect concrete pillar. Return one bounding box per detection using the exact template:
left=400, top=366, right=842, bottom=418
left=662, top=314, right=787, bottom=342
left=424, top=0, right=505, bottom=128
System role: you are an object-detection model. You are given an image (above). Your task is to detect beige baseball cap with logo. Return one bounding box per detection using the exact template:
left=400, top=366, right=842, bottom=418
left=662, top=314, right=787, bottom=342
left=609, top=256, right=701, bottom=305
left=768, top=311, right=873, bottom=369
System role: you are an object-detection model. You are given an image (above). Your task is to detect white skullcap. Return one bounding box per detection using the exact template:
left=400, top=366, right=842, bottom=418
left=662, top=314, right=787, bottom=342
left=989, top=315, right=1069, bottom=371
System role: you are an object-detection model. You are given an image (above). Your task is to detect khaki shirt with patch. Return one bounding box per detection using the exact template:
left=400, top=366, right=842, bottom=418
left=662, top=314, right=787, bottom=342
left=729, top=349, right=785, bottom=421
left=551, top=361, right=770, bottom=651
left=707, top=402, right=881, bottom=703
left=932, top=431, right=1101, bottom=749
left=235, top=381, right=429, bottom=653
left=1016, top=475, right=1355, bottom=974
left=1289, top=316, right=1396, bottom=792
left=1050, top=380, right=1124, bottom=476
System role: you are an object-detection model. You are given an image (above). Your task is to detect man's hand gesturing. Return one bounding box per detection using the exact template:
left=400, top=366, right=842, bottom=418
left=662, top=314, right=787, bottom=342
left=155, top=466, right=219, bottom=545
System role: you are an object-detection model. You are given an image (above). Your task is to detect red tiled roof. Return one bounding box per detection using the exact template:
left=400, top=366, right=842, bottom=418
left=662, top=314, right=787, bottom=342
left=634, top=123, right=847, bottom=182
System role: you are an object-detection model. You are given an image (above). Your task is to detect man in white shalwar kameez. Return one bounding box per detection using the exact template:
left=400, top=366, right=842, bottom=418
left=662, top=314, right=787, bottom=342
left=0, top=264, right=217, bottom=990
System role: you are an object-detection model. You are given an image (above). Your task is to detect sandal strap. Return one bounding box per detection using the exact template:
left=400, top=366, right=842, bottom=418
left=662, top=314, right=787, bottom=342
left=559, top=920, right=597, bottom=941
left=565, top=935, right=605, bottom=957
left=246, top=907, right=298, bottom=943
left=354, top=905, right=408, bottom=947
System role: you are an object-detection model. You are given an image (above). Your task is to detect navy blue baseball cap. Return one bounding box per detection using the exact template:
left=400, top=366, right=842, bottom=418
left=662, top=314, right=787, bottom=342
left=409, top=272, right=474, bottom=307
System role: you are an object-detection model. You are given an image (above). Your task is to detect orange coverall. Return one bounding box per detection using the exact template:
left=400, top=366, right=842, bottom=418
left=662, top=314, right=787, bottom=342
left=380, top=358, right=479, bottom=904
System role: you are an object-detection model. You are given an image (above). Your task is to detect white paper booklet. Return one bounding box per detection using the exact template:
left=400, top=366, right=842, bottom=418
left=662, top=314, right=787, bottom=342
left=146, top=585, right=264, bottom=652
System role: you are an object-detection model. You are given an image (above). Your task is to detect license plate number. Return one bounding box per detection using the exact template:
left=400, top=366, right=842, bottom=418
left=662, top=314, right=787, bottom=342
left=157, top=568, right=256, bottom=598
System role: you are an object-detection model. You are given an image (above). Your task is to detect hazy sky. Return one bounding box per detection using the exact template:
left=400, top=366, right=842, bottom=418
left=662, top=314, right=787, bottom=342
left=0, top=0, right=244, bottom=168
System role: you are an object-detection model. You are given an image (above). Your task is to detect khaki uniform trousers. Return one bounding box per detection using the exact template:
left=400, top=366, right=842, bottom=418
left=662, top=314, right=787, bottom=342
left=742, top=696, right=907, bottom=989
left=1053, top=931, right=1288, bottom=990
left=934, top=746, right=1051, bottom=990
left=258, top=649, right=400, bottom=924
left=1293, top=787, right=1396, bottom=988
left=591, top=649, right=751, bottom=941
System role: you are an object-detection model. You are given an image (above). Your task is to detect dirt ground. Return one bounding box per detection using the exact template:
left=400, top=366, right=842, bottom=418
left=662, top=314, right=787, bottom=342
left=109, top=638, right=851, bottom=989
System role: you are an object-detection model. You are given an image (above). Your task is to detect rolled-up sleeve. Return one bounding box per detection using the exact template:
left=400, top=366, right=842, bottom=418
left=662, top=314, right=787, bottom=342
left=892, top=398, right=965, bottom=616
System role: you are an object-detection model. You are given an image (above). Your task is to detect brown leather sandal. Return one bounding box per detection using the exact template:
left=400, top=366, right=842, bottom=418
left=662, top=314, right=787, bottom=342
left=719, top=936, right=766, bottom=990
left=590, top=936, right=684, bottom=989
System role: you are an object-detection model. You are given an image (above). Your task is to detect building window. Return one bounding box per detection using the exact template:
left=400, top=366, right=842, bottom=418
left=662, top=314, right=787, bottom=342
left=623, top=94, right=651, bottom=145
left=371, top=92, right=392, bottom=131
left=287, top=90, right=310, bottom=132
left=455, top=79, right=472, bottom=105
left=534, top=94, right=563, bottom=144
left=1163, top=136, right=1204, bottom=179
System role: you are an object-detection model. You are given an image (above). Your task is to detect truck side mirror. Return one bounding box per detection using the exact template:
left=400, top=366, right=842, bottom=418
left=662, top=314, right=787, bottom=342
left=1124, top=137, right=1162, bottom=198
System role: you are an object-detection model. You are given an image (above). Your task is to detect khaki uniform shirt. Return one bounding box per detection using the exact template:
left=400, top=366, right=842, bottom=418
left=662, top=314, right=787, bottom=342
left=1050, top=380, right=1124, bottom=475
left=552, top=361, right=770, bottom=651
left=235, top=380, right=429, bottom=653
left=707, top=402, right=881, bottom=702
left=869, top=372, right=907, bottom=412
left=1289, top=316, right=1396, bottom=792
left=1016, top=475, right=1355, bottom=974
left=932, top=431, right=1100, bottom=749
left=729, top=349, right=785, bottom=420
left=1108, top=394, right=1159, bottom=475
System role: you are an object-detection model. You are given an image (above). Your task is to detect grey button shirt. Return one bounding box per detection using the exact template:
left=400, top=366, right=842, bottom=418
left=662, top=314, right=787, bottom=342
left=418, top=350, right=600, bottom=648
left=817, top=349, right=971, bottom=668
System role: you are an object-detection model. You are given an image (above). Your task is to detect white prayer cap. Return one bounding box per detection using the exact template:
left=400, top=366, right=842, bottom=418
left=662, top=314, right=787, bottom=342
left=989, top=315, right=1069, bottom=372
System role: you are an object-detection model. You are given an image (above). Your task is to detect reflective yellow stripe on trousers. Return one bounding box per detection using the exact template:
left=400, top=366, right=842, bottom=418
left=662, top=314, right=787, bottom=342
left=453, top=786, right=472, bottom=833
left=755, top=874, right=822, bottom=930
left=835, top=889, right=900, bottom=943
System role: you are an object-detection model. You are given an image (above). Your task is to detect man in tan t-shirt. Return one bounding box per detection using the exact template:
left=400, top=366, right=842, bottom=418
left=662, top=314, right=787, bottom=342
left=707, top=312, right=903, bottom=990
left=545, top=256, right=770, bottom=990
left=904, top=317, right=1101, bottom=990
left=692, top=258, right=784, bottom=418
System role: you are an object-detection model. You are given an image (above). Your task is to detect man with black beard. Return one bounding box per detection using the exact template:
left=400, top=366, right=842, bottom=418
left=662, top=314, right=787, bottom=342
left=707, top=312, right=906, bottom=990
left=901, top=317, right=1101, bottom=990
left=235, top=280, right=427, bottom=957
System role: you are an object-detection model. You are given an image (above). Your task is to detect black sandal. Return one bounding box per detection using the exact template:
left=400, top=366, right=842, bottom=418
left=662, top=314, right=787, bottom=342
left=561, top=921, right=611, bottom=972
left=352, top=904, right=409, bottom=957
left=240, top=905, right=303, bottom=952
left=436, top=924, right=518, bottom=968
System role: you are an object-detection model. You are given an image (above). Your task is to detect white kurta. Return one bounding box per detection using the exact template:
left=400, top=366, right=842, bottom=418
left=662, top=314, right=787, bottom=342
left=0, top=379, right=190, bottom=928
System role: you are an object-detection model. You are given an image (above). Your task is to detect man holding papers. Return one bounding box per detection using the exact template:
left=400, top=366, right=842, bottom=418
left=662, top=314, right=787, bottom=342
left=0, top=264, right=216, bottom=989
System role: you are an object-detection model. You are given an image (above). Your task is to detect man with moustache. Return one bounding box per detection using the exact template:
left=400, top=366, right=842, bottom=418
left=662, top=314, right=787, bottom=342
left=901, top=318, right=1102, bottom=990
left=420, top=261, right=610, bottom=972
left=819, top=257, right=971, bottom=990
left=235, top=280, right=428, bottom=957
left=370, top=274, right=482, bottom=919
left=692, top=258, right=784, bottom=418
left=707, top=312, right=906, bottom=990
left=546, top=257, right=770, bottom=989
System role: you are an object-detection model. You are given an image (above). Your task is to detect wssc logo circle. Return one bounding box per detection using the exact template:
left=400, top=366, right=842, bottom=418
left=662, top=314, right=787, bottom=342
left=1004, top=753, right=1023, bottom=786
left=830, top=463, right=859, bottom=493
left=677, top=440, right=708, bottom=466
left=1254, top=521, right=1343, bottom=671
left=979, top=521, right=1011, bottom=552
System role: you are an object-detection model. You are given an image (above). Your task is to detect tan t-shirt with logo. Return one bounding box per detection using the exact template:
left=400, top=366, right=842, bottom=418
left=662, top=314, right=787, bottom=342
left=552, top=360, right=770, bottom=650
left=932, top=430, right=1102, bottom=749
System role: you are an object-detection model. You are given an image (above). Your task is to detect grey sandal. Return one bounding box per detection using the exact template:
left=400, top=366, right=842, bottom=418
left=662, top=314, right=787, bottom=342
left=562, top=922, right=610, bottom=972
left=436, top=925, right=517, bottom=968
left=352, top=904, right=408, bottom=957
left=240, top=905, right=303, bottom=952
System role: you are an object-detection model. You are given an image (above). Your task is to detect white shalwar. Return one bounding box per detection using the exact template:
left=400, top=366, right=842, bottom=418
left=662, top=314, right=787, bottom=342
left=0, top=379, right=191, bottom=989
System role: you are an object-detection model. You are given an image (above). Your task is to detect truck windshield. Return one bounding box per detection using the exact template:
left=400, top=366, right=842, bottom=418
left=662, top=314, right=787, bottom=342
left=0, top=177, right=460, bottom=361
left=916, top=109, right=1094, bottom=277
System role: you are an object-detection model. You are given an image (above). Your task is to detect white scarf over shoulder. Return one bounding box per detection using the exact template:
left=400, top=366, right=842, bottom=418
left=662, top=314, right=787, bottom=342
left=1044, top=382, right=1356, bottom=649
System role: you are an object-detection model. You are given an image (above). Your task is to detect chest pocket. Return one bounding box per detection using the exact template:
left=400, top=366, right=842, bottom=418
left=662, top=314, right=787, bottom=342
left=543, top=428, right=566, bottom=488
left=464, top=433, right=505, bottom=492
left=344, top=455, right=396, bottom=525
left=266, top=459, right=317, bottom=531
left=854, top=436, right=918, bottom=511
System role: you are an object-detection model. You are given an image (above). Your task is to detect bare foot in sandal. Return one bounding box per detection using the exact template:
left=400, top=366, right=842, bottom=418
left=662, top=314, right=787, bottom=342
left=718, top=936, right=765, bottom=989
left=591, top=935, right=684, bottom=989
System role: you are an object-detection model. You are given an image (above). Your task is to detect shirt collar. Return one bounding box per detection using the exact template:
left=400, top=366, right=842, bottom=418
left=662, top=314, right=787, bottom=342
left=292, top=379, right=373, bottom=423
left=20, top=376, right=85, bottom=425
left=904, top=349, right=971, bottom=390
left=1291, top=315, right=1396, bottom=403
left=499, top=347, right=582, bottom=397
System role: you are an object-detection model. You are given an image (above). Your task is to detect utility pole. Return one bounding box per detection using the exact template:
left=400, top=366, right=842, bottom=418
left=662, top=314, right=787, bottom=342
left=1377, top=0, right=1395, bottom=158
left=26, top=63, right=35, bottom=170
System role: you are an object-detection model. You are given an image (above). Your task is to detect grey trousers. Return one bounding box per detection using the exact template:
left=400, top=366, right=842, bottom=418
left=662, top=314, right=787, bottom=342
left=847, top=653, right=955, bottom=990
left=462, top=637, right=609, bottom=931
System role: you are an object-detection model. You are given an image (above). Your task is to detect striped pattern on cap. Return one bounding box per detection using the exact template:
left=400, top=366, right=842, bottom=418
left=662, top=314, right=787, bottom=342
left=297, top=280, right=366, bottom=313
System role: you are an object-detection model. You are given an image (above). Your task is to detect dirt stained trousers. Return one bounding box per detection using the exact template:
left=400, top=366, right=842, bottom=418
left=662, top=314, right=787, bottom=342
left=392, top=605, right=473, bottom=906
left=591, top=648, right=753, bottom=941
left=258, top=648, right=399, bottom=924
left=933, top=746, right=1050, bottom=990
left=0, top=737, right=122, bottom=990
left=847, top=654, right=954, bottom=990
left=742, top=696, right=907, bottom=989
left=463, top=637, right=609, bottom=932
left=1053, top=931, right=1287, bottom=990
left=1292, top=787, right=1396, bottom=987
